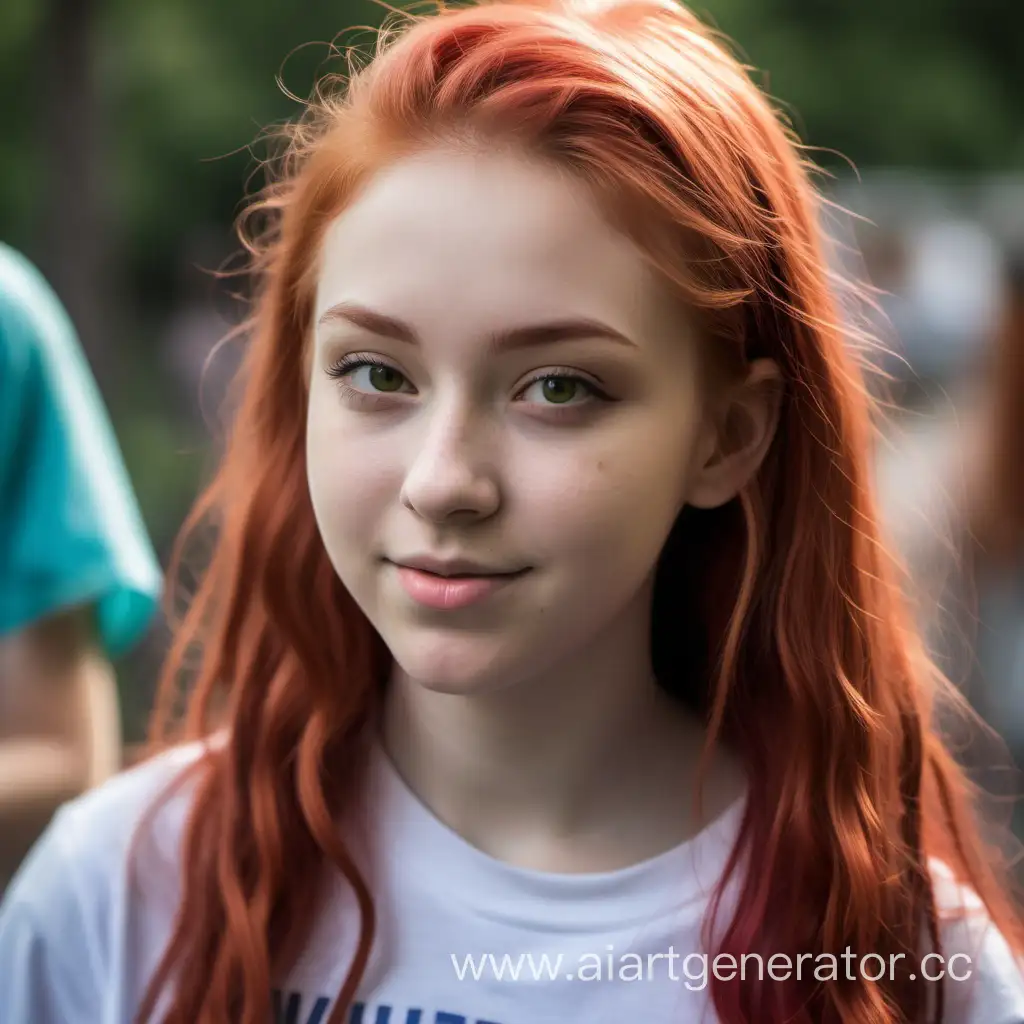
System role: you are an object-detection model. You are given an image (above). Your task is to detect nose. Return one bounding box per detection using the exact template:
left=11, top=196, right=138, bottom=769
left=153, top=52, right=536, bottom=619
left=399, top=401, right=501, bottom=524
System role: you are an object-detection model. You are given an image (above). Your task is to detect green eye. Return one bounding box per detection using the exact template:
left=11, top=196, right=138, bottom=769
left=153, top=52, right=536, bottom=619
left=540, top=377, right=579, bottom=404
left=368, top=365, right=406, bottom=392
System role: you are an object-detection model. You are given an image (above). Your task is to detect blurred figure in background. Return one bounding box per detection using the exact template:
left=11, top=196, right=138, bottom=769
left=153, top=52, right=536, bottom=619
left=0, top=244, right=162, bottom=888
left=872, top=234, right=1024, bottom=848
left=962, top=247, right=1024, bottom=772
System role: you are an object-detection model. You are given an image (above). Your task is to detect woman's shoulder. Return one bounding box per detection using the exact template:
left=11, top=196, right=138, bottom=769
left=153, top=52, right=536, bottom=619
left=0, top=738, right=219, bottom=1022
left=0, top=738, right=215, bottom=1023
left=929, top=858, right=1024, bottom=1024
left=51, top=738, right=214, bottom=864
left=2, top=739, right=213, bottom=914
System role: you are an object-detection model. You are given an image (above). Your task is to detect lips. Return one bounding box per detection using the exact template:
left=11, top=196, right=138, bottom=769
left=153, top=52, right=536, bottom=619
left=392, top=555, right=528, bottom=578
left=388, top=559, right=530, bottom=610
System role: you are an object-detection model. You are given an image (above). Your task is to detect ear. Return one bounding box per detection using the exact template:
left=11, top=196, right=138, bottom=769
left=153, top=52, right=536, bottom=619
left=686, top=358, right=783, bottom=510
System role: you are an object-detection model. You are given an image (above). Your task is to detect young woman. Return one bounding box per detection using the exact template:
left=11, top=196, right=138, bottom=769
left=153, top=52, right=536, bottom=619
left=1, top=1, right=1022, bottom=1021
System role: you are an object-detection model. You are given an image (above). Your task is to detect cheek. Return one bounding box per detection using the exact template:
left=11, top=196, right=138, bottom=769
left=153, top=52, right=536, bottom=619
left=512, top=416, right=697, bottom=567
left=305, top=393, right=396, bottom=562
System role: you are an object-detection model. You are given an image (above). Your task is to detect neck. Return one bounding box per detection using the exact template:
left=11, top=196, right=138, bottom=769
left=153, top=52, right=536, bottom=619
left=380, top=587, right=746, bottom=871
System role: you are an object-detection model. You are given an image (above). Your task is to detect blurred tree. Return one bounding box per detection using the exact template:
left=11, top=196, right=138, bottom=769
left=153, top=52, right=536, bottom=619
left=41, top=0, right=111, bottom=390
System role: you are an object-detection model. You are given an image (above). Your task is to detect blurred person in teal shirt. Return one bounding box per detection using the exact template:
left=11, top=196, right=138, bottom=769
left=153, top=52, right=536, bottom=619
left=0, top=243, right=162, bottom=886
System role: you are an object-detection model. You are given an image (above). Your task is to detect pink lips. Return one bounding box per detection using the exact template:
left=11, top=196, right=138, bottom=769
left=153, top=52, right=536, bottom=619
left=393, top=564, right=526, bottom=610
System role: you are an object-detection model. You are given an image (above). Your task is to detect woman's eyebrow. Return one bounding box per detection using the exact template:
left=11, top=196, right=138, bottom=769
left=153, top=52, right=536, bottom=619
left=317, top=301, right=637, bottom=350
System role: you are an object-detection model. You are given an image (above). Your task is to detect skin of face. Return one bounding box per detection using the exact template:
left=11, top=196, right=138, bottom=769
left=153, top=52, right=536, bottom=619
left=307, top=146, right=750, bottom=698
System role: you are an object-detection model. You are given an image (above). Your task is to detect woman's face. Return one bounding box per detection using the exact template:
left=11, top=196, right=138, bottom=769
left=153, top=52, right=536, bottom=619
left=307, top=147, right=727, bottom=695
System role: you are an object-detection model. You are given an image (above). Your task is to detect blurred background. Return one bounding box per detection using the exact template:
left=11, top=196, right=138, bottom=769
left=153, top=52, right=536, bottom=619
left=1, top=0, right=1022, bottom=815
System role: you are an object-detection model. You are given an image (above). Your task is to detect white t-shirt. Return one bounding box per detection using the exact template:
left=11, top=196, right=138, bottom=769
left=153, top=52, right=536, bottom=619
left=2, top=741, right=1023, bottom=1024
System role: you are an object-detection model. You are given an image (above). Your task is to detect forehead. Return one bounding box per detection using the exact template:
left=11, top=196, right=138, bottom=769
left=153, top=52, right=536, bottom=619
left=314, top=147, right=679, bottom=346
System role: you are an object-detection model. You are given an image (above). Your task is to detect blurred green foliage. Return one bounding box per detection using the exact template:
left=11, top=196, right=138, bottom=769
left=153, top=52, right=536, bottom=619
left=1, top=0, right=1021, bottom=277
left=2, top=0, right=1021, bottom=331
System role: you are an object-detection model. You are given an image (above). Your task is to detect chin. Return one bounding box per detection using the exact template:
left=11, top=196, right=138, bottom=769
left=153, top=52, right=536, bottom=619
left=408, top=675, right=495, bottom=697
left=387, top=630, right=526, bottom=697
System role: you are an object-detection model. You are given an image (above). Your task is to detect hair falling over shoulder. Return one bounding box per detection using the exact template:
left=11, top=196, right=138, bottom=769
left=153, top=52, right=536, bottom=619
left=134, top=0, right=1024, bottom=1020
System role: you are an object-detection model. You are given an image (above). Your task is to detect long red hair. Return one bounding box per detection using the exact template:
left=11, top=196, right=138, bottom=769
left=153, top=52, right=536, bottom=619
left=137, top=1, right=1024, bottom=1021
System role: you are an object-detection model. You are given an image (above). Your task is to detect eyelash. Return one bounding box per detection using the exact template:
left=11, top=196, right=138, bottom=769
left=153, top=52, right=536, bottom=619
left=515, top=367, right=608, bottom=407
left=326, top=355, right=399, bottom=383
left=325, top=355, right=410, bottom=407
left=325, top=355, right=610, bottom=412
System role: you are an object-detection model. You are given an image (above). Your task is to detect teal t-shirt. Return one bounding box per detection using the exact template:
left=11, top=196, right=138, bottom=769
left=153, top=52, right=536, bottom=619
left=0, top=243, right=162, bottom=656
